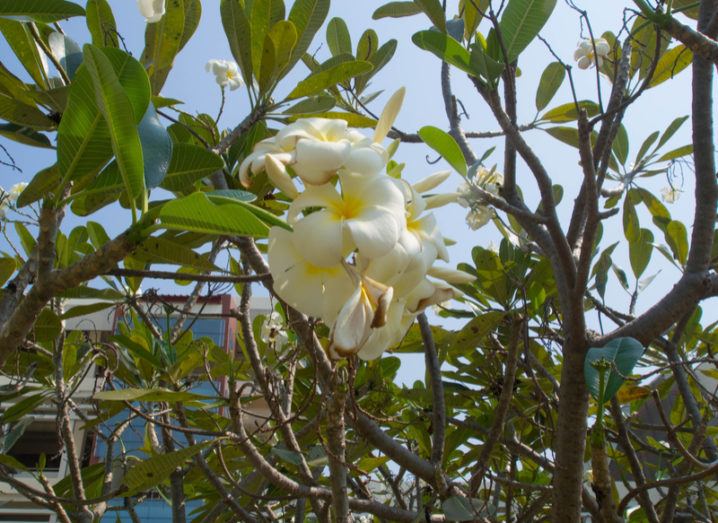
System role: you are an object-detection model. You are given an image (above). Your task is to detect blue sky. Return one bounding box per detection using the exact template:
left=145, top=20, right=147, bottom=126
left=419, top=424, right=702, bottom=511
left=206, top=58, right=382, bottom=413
left=0, top=1, right=705, bottom=352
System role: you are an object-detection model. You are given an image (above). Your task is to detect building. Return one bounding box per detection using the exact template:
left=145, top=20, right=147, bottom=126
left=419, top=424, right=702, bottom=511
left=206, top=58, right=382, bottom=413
left=0, top=293, right=271, bottom=523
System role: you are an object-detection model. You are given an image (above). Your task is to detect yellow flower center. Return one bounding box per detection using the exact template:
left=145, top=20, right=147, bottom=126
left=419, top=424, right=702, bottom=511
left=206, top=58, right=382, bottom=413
left=333, top=195, right=363, bottom=220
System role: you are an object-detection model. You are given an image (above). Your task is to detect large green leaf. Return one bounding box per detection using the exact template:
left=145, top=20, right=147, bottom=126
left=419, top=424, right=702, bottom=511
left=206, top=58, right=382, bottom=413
left=418, top=126, right=467, bottom=176
left=539, top=100, right=600, bottom=123
left=629, top=228, right=654, bottom=278
left=58, top=48, right=150, bottom=185
left=286, top=0, right=330, bottom=71
left=123, top=442, right=210, bottom=494
left=160, top=143, right=224, bottom=191
left=535, top=61, right=565, bottom=111
left=269, top=20, right=297, bottom=78
left=0, top=19, right=48, bottom=87
left=83, top=44, right=147, bottom=215
left=159, top=192, right=270, bottom=237
left=35, top=308, right=62, bottom=343
left=0, top=0, right=85, bottom=22
left=141, top=0, right=183, bottom=94
left=372, top=2, right=422, bottom=19
left=250, top=0, right=273, bottom=83
left=412, top=30, right=474, bottom=76
left=495, top=0, right=556, bottom=62
left=221, top=0, right=253, bottom=84
left=584, top=337, right=643, bottom=403
left=133, top=236, right=219, bottom=271
left=138, top=103, right=172, bottom=189
left=86, top=0, right=118, bottom=47
left=287, top=60, right=373, bottom=99
left=665, top=220, right=688, bottom=265
left=94, top=388, right=211, bottom=402
left=355, top=39, right=397, bottom=92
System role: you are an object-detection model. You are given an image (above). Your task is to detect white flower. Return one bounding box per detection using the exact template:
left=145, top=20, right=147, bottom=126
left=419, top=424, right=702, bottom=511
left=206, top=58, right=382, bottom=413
left=205, top=59, right=243, bottom=91
left=268, top=227, right=355, bottom=322
left=287, top=172, right=407, bottom=267
left=466, top=206, right=494, bottom=230
left=8, top=182, right=27, bottom=201
left=661, top=186, right=681, bottom=204
left=137, top=0, right=165, bottom=23
left=260, top=312, right=290, bottom=351
left=574, top=38, right=610, bottom=70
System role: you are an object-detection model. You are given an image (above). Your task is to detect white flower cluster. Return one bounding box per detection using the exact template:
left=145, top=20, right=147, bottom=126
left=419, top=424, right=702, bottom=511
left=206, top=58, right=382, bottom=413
left=205, top=59, right=243, bottom=91
left=457, top=167, right=503, bottom=230
left=137, top=0, right=165, bottom=23
left=241, top=89, right=474, bottom=360
left=0, top=182, right=27, bottom=219
left=574, top=38, right=610, bottom=70
left=661, top=186, right=681, bottom=204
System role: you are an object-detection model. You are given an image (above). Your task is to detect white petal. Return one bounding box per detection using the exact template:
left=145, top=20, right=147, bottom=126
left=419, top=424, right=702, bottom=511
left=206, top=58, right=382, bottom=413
left=292, top=211, right=345, bottom=267
left=294, top=140, right=351, bottom=184
left=288, top=183, right=343, bottom=224
left=344, top=145, right=386, bottom=176
left=577, top=56, right=592, bottom=69
left=374, top=87, right=405, bottom=143
left=595, top=39, right=610, bottom=57
left=265, top=154, right=298, bottom=198
left=331, top=285, right=372, bottom=356
left=413, top=170, right=451, bottom=193
left=346, top=208, right=400, bottom=259
left=427, top=265, right=476, bottom=284
left=424, top=192, right=460, bottom=210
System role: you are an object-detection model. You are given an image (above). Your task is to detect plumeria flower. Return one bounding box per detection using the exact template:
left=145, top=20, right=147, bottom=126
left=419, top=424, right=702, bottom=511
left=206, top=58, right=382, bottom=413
left=466, top=206, right=494, bottom=230
left=205, top=59, right=243, bottom=90
left=661, top=186, right=681, bottom=204
left=356, top=298, right=415, bottom=360
left=287, top=172, right=407, bottom=267
left=137, top=0, right=165, bottom=23
left=8, top=182, right=27, bottom=201
left=268, top=227, right=355, bottom=322
left=456, top=167, right=503, bottom=230
left=329, top=268, right=394, bottom=358
left=260, top=312, right=290, bottom=352
left=574, top=38, right=610, bottom=70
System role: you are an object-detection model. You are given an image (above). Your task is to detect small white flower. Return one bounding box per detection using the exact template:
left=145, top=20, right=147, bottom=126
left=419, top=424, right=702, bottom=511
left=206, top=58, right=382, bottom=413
left=260, top=312, right=290, bottom=351
left=8, top=182, right=27, bottom=201
left=574, top=38, right=610, bottom=70
left=205, top=59, right=243, bottom=91
left=466, top=206, right=494, bottom=230
left=661, top=186, right=681, bottom=204
left=137, top=0, right=165, bottom=23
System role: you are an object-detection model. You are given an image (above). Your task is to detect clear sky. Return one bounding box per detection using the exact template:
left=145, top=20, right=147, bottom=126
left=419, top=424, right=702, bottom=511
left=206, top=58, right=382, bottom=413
left=0, top=1, right=707, bottom=378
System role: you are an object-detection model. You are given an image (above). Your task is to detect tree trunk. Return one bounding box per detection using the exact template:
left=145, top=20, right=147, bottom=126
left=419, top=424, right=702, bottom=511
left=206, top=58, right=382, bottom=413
left=551, top=341, right=589, bottom=523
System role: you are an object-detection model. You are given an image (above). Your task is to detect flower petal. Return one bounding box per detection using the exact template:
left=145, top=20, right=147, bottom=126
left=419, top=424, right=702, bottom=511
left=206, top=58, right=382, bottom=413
left=346, top=207, right=400, bottom=259
left=265, top=154, right=298, bottom=198
left=413, top=170, right=451, bottom=193
left=288, top=183, right=343, bottom=224
left=292, top=210, right=345, bottom=267
left=374, top=87, right=405, bottom=143
left=294, top=140, right=351, bottom=184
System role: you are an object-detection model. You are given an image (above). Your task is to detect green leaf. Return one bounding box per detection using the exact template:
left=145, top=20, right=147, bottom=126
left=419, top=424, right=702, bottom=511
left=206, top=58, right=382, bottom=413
left=287, top=60, right=373, bottom=99
left=622, top=195, right=640, bottom=242
left=496, top=0, right=557, bottom=62
left=221, top=0, right=253, bottom=84
left=0, top=0, right=85, bottom=22
left=356, top=39, right=397, bottom=92
left=0, top=123, right=51, bottom=149
left=326, top=17, right=351, bottom=57
left=3, top=418, right=35, bottom=451
left=535, top=61, right=565, bottom=112
left=665, top=220, right=688, bottom=265
left=48, top=32, right=83, bottom=80
left=138, top=103, right=172, bottom=189
left=123, top=442, right=210, bottom=494
left=635, top=130, right=659, bottom=163
left=469, top=39, right=504, bottom=83
left=372, top=2, right=422, bottom=19
left=629, top=15, right=669, bottom=79
left=649, top=45, right=692, bottom=87
left=657, top=115, right=689, bottom=150
left=629, top=228, right=654, bottom=278
left=269, top=20, right=298, bottom=77
left=0, top=257, right=15, bottom=287
left=539, top=100, right=600, bottom=123
left=418, top=125, right=467, bottom=176
left=58, top=48, right=150, bottom=185
left=584, top=337, right=644, bottom=403
left=460, top=0, right=488, bottom=40
left=83, top=44, right=148, bottom=214
left=414, top=0, right=446, bottom=31
left=159, top=192, right=270, bottom=237
left=160, top=143, right=225, bottom=192
left=35, top=308, right=62, bottom=343
left=133, top=236, right=219, bottom=271
left=658, top=144, right=693, bottom=162
left=412, top=30, right=474, bottom=76
left=94, top=388, right=210, bottom=402
left=0, top=454, right=29, bottom=472
left=61, top=301, right=116, bottom=319
left=612, top=124, right=629, bottom=165
left=287, top=0, right=330, bottom=72
left=257, top=33, right=276, bottom=94
left=0, top=93, right=55, bottom=129
left=442, top=496, right=485, bottom=521
left=141, top=0, right=196, bottom=94
left=0, top=19, right=48, bottom=87
left=283, top=94, right=335, bottom=114
left=86, top=0, right=118, bottom=48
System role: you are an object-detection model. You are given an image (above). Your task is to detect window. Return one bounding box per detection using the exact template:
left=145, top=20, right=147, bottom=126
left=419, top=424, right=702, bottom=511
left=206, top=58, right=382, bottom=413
left=7, top=422, right=62, bottom=471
